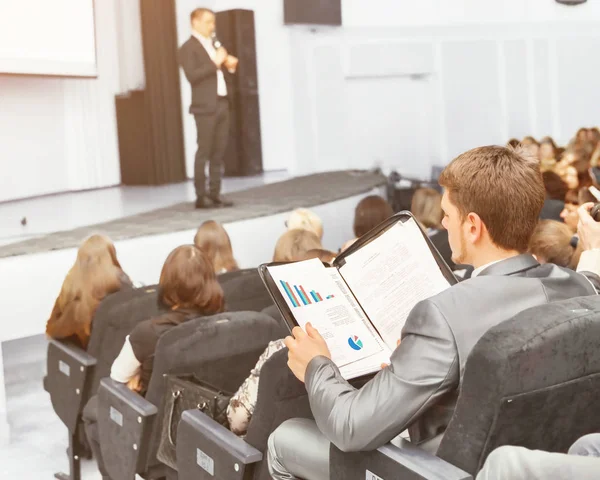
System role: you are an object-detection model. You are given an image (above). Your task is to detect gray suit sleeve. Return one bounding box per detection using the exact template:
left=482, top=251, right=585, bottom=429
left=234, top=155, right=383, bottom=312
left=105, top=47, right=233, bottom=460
left=178, top=44, right=217, bottom=86
left=305, top=299, right=459, bottom=452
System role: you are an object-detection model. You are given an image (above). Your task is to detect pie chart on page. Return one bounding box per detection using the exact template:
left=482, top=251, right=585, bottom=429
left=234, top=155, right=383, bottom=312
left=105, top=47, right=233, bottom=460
left=348, top=335, right=364, bottom=351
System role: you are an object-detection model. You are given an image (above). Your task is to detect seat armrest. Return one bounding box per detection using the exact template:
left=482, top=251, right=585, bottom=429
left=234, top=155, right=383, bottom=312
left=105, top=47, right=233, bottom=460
left=48, top=338, right=97, bottom=366
left=177, top=409, right=262, bottom=480
left=45, top=339, right=97, bottom=431
left=97, top=378, right=158, bottom=480
left=99, top=378, right=158, bottom=416
left=330, top=439, right=473, bottom=480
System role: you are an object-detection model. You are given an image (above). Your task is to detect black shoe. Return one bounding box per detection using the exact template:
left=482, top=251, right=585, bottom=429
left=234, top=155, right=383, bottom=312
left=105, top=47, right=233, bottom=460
left=209, top=195, right=233, bottom=207
left=195, top=197, right=214, bottom=209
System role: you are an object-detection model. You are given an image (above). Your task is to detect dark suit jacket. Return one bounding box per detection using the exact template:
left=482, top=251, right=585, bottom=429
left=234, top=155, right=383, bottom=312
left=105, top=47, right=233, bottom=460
left=178, top=36, right=232, bottom=115
left=540, top=198, right=565, bottom=222
left=304, top=254, right=598, bottom=453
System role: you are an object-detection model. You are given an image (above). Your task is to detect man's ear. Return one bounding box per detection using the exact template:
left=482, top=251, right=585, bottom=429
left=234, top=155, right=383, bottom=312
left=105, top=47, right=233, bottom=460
left=466, top=212, right=484, bottom=244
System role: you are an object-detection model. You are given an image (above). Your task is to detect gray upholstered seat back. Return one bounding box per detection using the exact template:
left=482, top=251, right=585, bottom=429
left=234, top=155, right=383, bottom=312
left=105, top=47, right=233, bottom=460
left=86, top=285, right=165, bottom=403
left=219, top=268, right=274, bottom=313
left=438, top=295, right=600, bottom=475
left=144, top=311, right=283, bottom=471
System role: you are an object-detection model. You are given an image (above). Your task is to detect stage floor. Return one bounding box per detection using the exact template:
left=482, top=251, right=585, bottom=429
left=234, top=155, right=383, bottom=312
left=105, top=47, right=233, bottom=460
left=0, top=171, right=290, bottom=249
left=0, top=170, right=385, bottom=258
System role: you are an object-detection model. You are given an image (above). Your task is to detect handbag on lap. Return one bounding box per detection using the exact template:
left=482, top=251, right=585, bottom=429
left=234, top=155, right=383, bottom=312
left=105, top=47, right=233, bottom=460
left=157, top=374, right=232, bottom=469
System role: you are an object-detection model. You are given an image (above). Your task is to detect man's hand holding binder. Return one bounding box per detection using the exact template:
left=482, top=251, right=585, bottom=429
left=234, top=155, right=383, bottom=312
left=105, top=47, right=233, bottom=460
left=259, top=214, right=457, bottom=381
left=285, top=322, right=331, bottom=383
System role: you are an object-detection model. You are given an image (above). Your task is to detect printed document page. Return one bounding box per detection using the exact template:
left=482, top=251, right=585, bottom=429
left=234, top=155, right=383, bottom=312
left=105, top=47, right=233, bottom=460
left=339, top=218, right=451, bottom=350
left=267, top=259, right=385, bottom=372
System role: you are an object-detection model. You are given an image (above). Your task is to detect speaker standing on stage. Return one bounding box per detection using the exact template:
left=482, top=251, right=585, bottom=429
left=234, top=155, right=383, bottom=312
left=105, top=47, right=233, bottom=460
left=179, top=8, right=238, bottom=209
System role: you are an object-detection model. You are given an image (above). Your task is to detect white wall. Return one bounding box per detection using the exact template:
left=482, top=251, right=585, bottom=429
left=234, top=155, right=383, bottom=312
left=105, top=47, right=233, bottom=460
left=284, top=0, right=600, bottom=179
left=342, top=0, right=600, bottom=26
left=0, top=0, right=144, bottom=203
left=176, top=0, right=296, bottom=175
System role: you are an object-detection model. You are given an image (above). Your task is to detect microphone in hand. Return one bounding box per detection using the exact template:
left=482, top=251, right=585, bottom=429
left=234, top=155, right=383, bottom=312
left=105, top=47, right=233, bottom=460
left=211, top=32, right=222, bottom=49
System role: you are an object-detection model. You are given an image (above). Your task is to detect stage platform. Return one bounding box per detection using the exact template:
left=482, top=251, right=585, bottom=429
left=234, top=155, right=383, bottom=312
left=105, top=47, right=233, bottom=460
left=0, top=169, right=385, bottom=462
left=0, top=170, right=384, bottom=258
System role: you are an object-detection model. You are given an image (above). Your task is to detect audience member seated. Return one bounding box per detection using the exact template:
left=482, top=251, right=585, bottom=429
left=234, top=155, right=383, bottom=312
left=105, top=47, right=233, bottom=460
left=110, top=245, right=224, bottom=395
left=46, top=234, right=132, bottom=349
left=521, top=136, right=540, bottom=159
left=410, top=187, right=455, bottom=269
left=539, top=136, right=559, bottom=172
left=506, top=138, right=520, bottom=149
left=529, top=220, right=582, bottom=269
left=561, top=201, right=580, bottom=233
left=286, top=208, right=324, bottom=240
left=298, top=248, right=337, bottom=265
left=273, top=229, right=323, bottom=263
left=341, top=195, right=394, bottom=252
left=267, top=146, right=599, bottom=480
left=228, top=243, right=335, bottom=436
left=540, top=171, right=568, bottom=221
left=194, top=220, right=239, bottom=274
left=227, top=339, right=287, bottom=436
left=555, top=162, right=580, bottom=191
left=476, top=433, right=600, bottom=480
left=83, top=245, right=224, bottom=478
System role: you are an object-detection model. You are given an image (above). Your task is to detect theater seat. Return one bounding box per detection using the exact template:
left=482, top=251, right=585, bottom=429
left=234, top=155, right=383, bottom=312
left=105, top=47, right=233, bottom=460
left=176, top=349, right=372, bottom=480
left=44, top=285, right=164, bottom=480
left=219, top=268, right=275, bottom=313
left=330, top=295, right=600, bottom=479
left=45, top=339, right=97, bottom=480
left=96, top=311, right=282, bottom=480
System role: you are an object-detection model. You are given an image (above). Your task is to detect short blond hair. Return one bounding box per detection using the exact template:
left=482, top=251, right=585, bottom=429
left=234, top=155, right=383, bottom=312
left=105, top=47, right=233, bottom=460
left=286, top=209, right=323, bottom=240
left=273, top=229, right=322, bottom=262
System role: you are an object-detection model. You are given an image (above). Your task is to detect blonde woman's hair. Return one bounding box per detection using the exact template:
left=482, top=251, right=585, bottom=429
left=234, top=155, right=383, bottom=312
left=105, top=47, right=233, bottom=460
left=273, top=229, right=323, bottom=262
left=46, top=235, right=127, bottom=348
left=411, top=188, right=443, bottom=229
left=194, top=221, right=239, bottom=274
left=286, top=208, right=323, bottom=240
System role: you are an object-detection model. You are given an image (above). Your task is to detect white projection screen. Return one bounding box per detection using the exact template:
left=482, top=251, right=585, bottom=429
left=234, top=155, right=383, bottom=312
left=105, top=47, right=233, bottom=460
left=0, top=0, right=97, bottom=77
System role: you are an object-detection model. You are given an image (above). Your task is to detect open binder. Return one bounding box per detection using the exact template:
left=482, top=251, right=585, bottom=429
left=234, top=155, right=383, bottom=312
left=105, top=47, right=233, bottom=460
left=259, top=212, right=457, bottom=380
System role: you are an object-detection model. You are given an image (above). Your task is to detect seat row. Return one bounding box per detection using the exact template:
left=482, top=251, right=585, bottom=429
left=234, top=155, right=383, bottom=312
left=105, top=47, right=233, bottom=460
left=46, top=274, right=600, bottom=480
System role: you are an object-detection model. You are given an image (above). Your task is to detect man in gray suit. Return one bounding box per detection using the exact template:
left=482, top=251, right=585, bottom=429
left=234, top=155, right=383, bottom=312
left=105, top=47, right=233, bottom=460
left=267, top=146, right=599, bottom=480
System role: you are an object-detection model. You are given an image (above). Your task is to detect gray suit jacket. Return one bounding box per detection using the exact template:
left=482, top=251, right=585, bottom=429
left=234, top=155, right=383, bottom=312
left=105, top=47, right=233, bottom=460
left=305, top=254, right=598, bottom=453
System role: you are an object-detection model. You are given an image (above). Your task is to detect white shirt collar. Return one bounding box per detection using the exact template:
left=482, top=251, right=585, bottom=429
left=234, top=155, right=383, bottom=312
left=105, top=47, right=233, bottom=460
left=471, top=259, right=503, bottom=278
left=191, top=30, right=212, bottom=48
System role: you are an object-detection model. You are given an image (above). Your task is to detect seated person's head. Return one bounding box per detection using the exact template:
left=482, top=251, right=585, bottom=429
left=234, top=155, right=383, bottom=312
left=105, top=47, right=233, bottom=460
left=411, top=188, right=443, bottom=230
left=273, top=229, right=322, bottom=262
left=353, top=195, right=394, bottom=238
left=521, top=136, right=540, bottom=159
left=542, top=171, right=568, bottom=202
left=560, top=202, right=578, bottom=233
left=47, top=234, right=126, bottom=347
left=159, top=245, right=224, bottom=315
left=529, top=220, right=582, bottom=270
left=286, top=209, right=323, bottom=240
left=194, top=220, right=239, bottom=274
left=297, top=248, right=337, bottom=265
left=438, top=146, right=545, bottom=267
left=539, top=136, right=558, bottom=161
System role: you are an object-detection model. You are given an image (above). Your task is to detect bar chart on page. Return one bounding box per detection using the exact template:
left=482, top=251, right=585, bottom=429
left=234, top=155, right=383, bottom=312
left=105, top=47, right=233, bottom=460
left=279, top=279, right=335, bottom=308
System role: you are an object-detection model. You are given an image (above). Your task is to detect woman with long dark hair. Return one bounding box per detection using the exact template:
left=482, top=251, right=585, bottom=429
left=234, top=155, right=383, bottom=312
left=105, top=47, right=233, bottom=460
left=110, top=245, right=225, bottom=394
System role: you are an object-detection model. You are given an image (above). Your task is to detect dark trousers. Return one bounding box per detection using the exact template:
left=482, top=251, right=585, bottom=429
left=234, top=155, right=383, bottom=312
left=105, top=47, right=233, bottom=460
left=82, top=395, right=111, bottom=479
left=194, top=97, right=230, bottom=199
